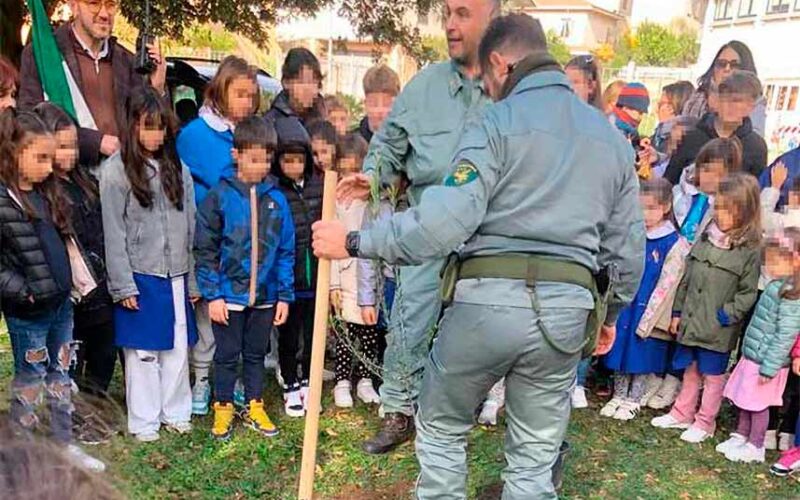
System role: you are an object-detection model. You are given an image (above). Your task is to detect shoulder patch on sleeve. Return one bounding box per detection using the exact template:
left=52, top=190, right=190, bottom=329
left=445, top=161, right=478, bottom=187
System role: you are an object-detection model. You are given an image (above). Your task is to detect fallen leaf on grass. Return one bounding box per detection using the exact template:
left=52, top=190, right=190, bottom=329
left=325, top=428, right=339, bottom=437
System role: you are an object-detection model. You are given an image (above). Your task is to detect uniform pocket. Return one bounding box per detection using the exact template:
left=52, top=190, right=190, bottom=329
left=538, top=307, right=590, bottom=355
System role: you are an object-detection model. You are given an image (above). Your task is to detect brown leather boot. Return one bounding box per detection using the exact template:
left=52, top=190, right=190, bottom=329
left=362, top=413, right=415, bottom=455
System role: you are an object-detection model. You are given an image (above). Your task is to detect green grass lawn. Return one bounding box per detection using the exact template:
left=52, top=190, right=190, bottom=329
left=1, top=330, right=799, bottom=499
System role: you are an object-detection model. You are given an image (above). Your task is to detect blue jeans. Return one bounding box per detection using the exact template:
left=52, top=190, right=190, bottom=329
left=576, top=358, right=590, bottom=387
left=6, top=299, right=74, bottom=443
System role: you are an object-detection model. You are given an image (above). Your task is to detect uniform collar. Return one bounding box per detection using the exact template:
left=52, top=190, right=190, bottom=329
left=646, top=220, right=676, bottom=240
left=508, top=70, right=572, bottom=98
left=199, top=105, right=235, bottom=133
left=448, top=60, right=485, bottom=98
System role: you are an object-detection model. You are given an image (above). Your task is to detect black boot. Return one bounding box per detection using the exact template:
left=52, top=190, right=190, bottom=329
left=362, top=413, right=415, bottom=455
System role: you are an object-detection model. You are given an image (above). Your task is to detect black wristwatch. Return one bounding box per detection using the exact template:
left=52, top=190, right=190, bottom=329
left=346, top=231, right=361, bottom=257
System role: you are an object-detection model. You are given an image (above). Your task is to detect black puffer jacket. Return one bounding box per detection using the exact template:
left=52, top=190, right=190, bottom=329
left=267, top=104, right=323, bottom=293
left=0, top=185, right=70, bottom=318
left=61, top=172, right=113, bottom=318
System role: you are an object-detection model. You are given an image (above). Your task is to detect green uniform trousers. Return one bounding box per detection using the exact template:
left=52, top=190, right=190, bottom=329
left=379, top=258, right=444, bottom=415
left=414, top=283, right=587, bottom=499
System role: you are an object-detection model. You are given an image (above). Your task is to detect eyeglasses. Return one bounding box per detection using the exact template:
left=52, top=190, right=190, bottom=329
left=715, top=58, right=741, bottom=70
left=81, top=0, right=118, bottom=15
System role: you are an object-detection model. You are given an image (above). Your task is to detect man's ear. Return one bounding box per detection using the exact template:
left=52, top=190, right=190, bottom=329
left=489, top=51, right=508, bottom=76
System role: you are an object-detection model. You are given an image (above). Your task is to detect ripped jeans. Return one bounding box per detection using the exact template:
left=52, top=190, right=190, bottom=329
left=6, top=299, right=74, bottom=444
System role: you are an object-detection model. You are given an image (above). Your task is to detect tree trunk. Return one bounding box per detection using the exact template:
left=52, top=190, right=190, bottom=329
left=0, top=0, right=25, bottom=66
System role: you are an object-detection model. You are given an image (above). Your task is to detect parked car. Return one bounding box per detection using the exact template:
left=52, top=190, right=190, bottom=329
left=165, top=56, right=282, bottom=126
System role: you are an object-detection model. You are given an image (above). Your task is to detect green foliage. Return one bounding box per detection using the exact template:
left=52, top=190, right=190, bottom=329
left=418, top=35, right=449, bottom=66
left=546, top=30, right=572, bottom=66
left=337, top=93, right=365, bottom=127
left=615, top=22, right=699, bottom=68
left=182, top=24, right=238, bottom=52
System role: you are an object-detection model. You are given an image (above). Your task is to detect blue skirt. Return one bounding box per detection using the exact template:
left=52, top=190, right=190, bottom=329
left=603, top=327, right=671, bottom=375
left=671, top=344, right=730, bottom=376
left=114, top=274, right=197, bottom=351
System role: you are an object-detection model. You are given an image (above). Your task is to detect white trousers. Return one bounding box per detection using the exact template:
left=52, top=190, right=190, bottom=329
left=124, top=277, right=192, bottom=435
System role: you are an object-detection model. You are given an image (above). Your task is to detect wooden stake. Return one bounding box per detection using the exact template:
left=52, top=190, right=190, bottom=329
left=298, top=169, right=338, bottom=500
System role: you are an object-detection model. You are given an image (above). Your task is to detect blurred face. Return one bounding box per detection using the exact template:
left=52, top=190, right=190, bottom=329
left=622, top=106, right=643, bottom=122
left=566, top=67, right=593, bottom=104
left=765, top=246, right=794, bottom=280
left=717, top=92, right=755, bottom=126
left=0, top=84, right=16, bottom=110
left=234, top=146, right=271, bottom=184
left=328, top=109, right=349, bottom=136
left=337, top=156, right=361, bottom=178
left=53, top=127, right=79, bottom=175
left=657, top=93, right=675, bottom=122
left=138, top=115, right=166, bottom=154
left=281, top=153, right=305, bottom=181
left=667, top=124, right=687, bottom=155
left=697, top=159, right=726, bottom=195
left=640, top=193, right=669, bottom=230
left=712, top=47, right=741, bottom=85
left=789, top=189, right=800, bottom=209
left=69, top=0, right=116, bottom=43
left=714, top=195, right=737, bottom=232
left=225, top=76, right=258, bottom=124
left=311, top=138, right=336, bottom=172
left=284, top=66, right=319, bottom=113
left=17, top=134, right=56, bottom=188
left=365, top=92, right=395, bottom=132
left=444, top=0, right=494, bottom=68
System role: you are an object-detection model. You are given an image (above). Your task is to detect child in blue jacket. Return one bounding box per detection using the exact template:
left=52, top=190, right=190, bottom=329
left=194, top=117, right=295, bottom=440
left=759, top=147, right=800, bottom=210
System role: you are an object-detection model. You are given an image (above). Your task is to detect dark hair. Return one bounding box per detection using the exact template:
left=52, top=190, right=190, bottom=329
left=662, top=81, right=695, bottom=115
left=363, top=64, right=400, bottom=96
left=282, top=48, right=323, bottom=84
left=718, top=70, right=762, bottom=100
left=336, top=133, right=368, bottom=169
left=307, top=120, right=338, bottom=146
left=479, top=14, right=549, bottom=72
left=0, top=56, right=18, bottom=99
left=34, top=103, right=99, bottom=203
left=0, top=108, right=72, bottom=233
left=234, top=116, right=277, bottom=151
left=697, top=41, right=757, bottom=93
left=790, top=175, right=800, bottom=195
left=123, top=87, right=184, bottom=210
left=204, top=55, right=259, bottom=118
left=695, top=137, right=743, bottom=176
left=566, top=55, right=603, bottom=110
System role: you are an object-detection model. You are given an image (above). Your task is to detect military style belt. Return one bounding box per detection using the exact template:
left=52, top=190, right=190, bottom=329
left=457, top=255, right=594, bottom=292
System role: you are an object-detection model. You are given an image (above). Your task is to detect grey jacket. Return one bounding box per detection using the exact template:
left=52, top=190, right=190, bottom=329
left=100, top=152, right=198, bottom=302
left=359, top=70, right=645, bottom=318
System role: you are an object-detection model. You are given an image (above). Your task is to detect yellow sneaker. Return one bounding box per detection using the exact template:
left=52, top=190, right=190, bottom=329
left=211, top=402, right=235, bottom=441
left=246, top=399, right=278, bottom=437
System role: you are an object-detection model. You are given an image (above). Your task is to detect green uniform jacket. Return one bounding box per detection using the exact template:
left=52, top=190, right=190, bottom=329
left=359, top=70, right=645, bottom=315
left=740, top=279, right=800, bottom=378
left=362, top=61, right=489, bottom=205
left=674, top=236, right=760, bottom=353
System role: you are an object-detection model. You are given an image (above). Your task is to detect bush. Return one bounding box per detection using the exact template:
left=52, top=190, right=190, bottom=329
left=546, top=30, right=572, bottom=66
left=613, top=22, right=699, bottom=68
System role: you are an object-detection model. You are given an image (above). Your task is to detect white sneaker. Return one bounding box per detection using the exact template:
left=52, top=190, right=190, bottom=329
left=191, top=379, right=211, bottom=416
left=300, top=381, right=310, bottom=410
left=65, top=444, right=106, bottom=472
left=263, top=355, right=278, bottom=371
left=680, top=426, right=712, bottom=443
left=726, top=442, right=765, bottom=463
left=333, top=381, right=353, bottom=408
left=164, top=421, right=192, bottom=434
left=135, top=431, right=160, bottom=443
left=715, top=433, right=746, bottom=454
left=322, top=369, right=335, bottom=382
left=478, top=401, right=501, bottom=426
left=600, top=397, right=624, bottom=418
left=284, top=386, right=305, bottom=417
left=639, top=374, right=663, bottom=406
left=613, top=401, right=640, bottom=421
left=356, top=378, right=381, bottom=405
left=651, top=413, right=691, bottom=429
left=275, top=365, right=285, bottom=388
left=779, top=432, right=795, bottom=452
left=571, top=386, right=588, bottom=409
left=765, top=430, right=778, bottom=451
left=648, top=374, right=681, bottom=410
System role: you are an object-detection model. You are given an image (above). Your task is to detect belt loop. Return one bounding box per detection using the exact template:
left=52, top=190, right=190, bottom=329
left=525, top=257, right=536, bottom=289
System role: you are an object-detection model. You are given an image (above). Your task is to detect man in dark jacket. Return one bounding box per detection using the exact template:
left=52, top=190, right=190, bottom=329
left=665, top=70, right=767, bottom=184
left=18, top=0, right=166, bottom=167
left=269, top=112, right=323, bottom=417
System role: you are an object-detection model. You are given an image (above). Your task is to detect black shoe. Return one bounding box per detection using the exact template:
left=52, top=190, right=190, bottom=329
left=362, top=413, right=415, bottom=455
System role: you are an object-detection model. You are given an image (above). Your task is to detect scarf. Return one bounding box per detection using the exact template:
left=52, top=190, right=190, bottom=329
left=499, top=51, right=563, bottom=101
left=680, top=193, right=709, bottom=243
left=706, top=222, right=732, bottom=250
left=612, top=107, right=641, bottom=139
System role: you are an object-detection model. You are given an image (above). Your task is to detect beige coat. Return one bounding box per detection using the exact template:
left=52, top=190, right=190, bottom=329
left=331, top=199, right=368, bottom=324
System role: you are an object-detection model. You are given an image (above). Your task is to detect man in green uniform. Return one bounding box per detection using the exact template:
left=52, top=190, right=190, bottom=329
left=338, top=0, right=498, bottom=454
left=315, top=14, right=645, bottom=498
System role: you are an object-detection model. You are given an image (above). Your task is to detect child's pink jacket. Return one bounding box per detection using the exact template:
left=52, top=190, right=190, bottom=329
left=791, top=334, right=800, bottom=359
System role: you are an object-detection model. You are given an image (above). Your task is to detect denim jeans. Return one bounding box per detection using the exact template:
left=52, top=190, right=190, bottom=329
left=213, top=307, right=276, bottom=403
left=6, top=299, right=74, bottom=443
left=576, top=358, right=590, bottom=387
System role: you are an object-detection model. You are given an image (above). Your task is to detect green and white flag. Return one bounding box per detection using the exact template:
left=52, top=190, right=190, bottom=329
left=27, top=0, right=97, bottom=130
